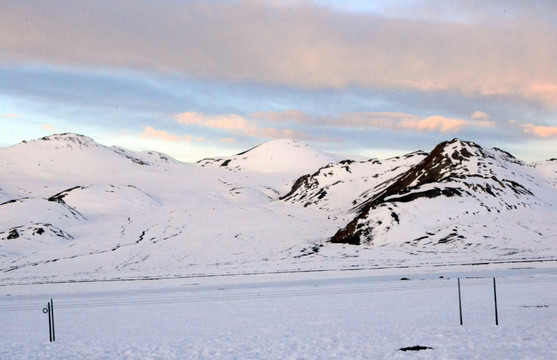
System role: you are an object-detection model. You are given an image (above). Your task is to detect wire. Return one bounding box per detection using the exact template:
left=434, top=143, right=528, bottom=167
left=1, top=275, right=555, bottom=312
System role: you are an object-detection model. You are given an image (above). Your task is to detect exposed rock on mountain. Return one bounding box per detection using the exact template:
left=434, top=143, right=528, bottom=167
left=280, top=151, right=427, bottom=213
left=330, top=139, right=555, bottom=246
left=0, top=134, right=556, bottom=283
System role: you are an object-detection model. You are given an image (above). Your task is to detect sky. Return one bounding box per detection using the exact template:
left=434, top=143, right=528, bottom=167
left=1, top=0, right=556, bottom=162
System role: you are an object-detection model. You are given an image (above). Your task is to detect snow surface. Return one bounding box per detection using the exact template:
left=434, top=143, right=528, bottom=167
left=329, top=139, right=557, bottom=248
left=1, top=134, right=556, bottom=358
left=1, top=267, right=556, bottom=359
left=198, top=139, right=338, bottom=175
left=1, top=135, right=556, bottom=285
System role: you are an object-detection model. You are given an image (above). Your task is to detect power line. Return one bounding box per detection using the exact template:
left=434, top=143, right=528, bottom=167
left=1, top=276, right=554, bottom=313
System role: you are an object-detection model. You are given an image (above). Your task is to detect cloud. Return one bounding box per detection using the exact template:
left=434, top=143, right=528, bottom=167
left=41, top=123, right=57, bottom=132
left=175, top=112, right=307, bottom=140
left=359, top=112, right=488, bottom=133
left=521, top=123, right=557, bottom=138
left=261, top=110, right=495, bottom=134
left=529, top=84, right=557, bottom=106
left=181, top=109, right=497, bottom=140
left=470, top=111, right=490, bottom=120
left=140, top=126, right=192, bottom=142
left=342, top=112, right=490, bottom=133
left=1, top=0, right=556, bottom=105
left=400, top=115, right=469, bottom=133
left=1, top=113, right=22, bottom=119
left=177, top=112, right=250, bottom=130
left=251, top=110, right=313, bottom=124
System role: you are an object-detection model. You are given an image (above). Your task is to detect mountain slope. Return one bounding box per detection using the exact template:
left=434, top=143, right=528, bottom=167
left=198, top=139, right=337, bottom=174
left=198, top=138, right=340, bottom=199
left=0, top=135, right=556, bottom=284
left=0, top=135, right=342, bottom=282
left=330, top=139, right=557, bottom=259
left=280, top=151, right=427, bottom=214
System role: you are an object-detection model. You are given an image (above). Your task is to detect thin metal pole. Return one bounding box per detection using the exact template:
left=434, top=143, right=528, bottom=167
left=458, top=278, right=463, bottom=325
left=47, top=302, right=52, bottom=342
left=493, top=278, right=499, bottom=326
left=50, top=299, right=55, bottom=341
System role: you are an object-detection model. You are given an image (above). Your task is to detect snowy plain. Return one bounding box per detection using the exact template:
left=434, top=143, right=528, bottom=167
left=1, top=134, right=556, bottom=359
left=1, top=265, right=556, bottom=360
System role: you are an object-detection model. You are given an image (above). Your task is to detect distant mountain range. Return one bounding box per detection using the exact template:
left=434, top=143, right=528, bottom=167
left=1, top=134, right=556, bottom=284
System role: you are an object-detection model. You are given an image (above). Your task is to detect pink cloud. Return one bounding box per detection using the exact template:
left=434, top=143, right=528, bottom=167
left=470, top=111, right=490, bottom=120
left=521, top=124, right=557, bottom=138
left=400, top=115, right=469, bottom=133
left=1, top=113, right=22, bottom=119
left=175, top=112, right=307, bottom=140
left=140, top=126, right=192, bottom=142
left=212, top=109, right=497, bottom=136
left=529, top=84, right=557, bottom=106
left=176, top=112, right=253, bottom=132
left=176, top=112, right=251, bottom=130
left=337, top=111, right=493, bottom=134
left=41, top=123, right=57, bottom=132
left=2, top=1, right=555, bottom=106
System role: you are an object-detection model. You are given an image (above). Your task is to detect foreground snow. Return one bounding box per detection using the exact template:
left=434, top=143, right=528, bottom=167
left=1, top=266, right=556, bottom=359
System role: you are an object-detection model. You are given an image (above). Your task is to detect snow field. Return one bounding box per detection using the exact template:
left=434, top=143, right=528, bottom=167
left=2, top=135, right=557, bottom=284
left=1, top=271, right=556, bottom=359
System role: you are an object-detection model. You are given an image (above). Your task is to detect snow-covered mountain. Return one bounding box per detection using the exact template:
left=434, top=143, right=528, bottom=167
left=0, top=134, right=556, bottom=284
left=328, top=139, right=557, bottom=253
left=280, top=151, right=427, bottom=213
left=198, top=138, right=338, bottom=175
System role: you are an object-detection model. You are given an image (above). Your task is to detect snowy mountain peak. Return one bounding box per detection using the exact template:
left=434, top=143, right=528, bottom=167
left=238, top=138, right=303, bottom=152
left=0, top=134, right=182, bottom=188
left=330, top=139, right=547, bottom=245
left=199, top=139, right=337, bottom=174
left=35, top=133, right=100, bottom=149
left=430, top=137, right=484, bottom=160
left=392, top=138, right=524, bottom=189
left=0, top=135, right=556, bottom=284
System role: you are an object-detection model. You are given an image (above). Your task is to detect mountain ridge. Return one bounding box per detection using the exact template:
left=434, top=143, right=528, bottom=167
left=0, top=134, right=556, bottom=283
left=198, top=138, right=338, bottom=174
left=330, top=138, right=554, bottom=245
